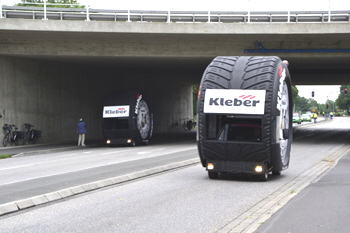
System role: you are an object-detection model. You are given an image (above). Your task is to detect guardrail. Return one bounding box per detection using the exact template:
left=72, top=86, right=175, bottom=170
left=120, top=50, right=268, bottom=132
left=1, top=6, right=350, bottom=23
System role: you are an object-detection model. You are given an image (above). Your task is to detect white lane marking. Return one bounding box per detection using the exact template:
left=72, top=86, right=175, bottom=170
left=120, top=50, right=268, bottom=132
left=0, top=148, right=140, bottom=171
left=101, top=149, right=139, bottom=155
left=0, top=147, right=198, bottom=186
left=0, top=164, right=33, bottom=170
left=137, top=148, right=167, bottom=155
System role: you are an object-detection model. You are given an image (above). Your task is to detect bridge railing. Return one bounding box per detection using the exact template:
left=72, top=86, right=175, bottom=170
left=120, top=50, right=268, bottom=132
left=1, top=6, right=350, bottom=23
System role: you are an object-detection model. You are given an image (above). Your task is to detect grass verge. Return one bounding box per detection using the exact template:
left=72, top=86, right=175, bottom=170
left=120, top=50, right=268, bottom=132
left=0, top=154, right=12, bottom=159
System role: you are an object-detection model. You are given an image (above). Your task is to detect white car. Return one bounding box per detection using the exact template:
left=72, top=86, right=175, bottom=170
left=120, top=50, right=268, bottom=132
left=293, top=114, right=302, bottom=124
left=301, top=114, right=312, bottom=122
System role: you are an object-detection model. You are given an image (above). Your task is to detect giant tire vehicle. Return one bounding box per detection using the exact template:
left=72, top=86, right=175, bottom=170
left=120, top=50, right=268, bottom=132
left=102, top=90, right=153, bottom=146
left=197, top=56, right=292, bottom=181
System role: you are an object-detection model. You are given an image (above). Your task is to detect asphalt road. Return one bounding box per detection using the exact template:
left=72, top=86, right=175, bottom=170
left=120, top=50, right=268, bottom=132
left=0, top=118, right=349, bottom=232
left=0, top=132, right=198, bottom=205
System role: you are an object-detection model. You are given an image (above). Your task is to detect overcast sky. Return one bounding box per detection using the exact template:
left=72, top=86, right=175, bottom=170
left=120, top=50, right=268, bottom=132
left=2, top=0, right=350, bottom=11
left=88, top=0, right=350, bottom=11
left=1, top=0, right=346, bottom=103
left=296, top=85, right=340, bottom=103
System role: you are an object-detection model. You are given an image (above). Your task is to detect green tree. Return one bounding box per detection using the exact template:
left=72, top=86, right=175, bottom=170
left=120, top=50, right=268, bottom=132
left=326, top=100, right=335, bottom=112
left=17, top=0, right=85, bottom=8
left=308, top=98, right=319, bottom=112
left=335, top=85, right=350, bottom=113
left=318, top=103, right=328, bottom=114
left=291, top=86, right=298, bottom=110
left=294, top=96, right=311, bottom=113
left=193, top=85, right=199, bottom=116
left=291, top=85, right=298, bottom=103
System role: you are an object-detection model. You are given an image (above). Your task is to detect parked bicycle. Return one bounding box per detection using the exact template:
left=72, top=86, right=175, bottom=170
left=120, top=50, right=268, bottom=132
left=24, top=123, right=41, bottom=144
left=171, top=120, right=179, bottom=130
left=186, top=118, right=196, bottom=130
left=2, top=124, right=24, bottom=147
left=191, top=119, right=197, bottom=129
left=181, top=118, right=196, bottom=131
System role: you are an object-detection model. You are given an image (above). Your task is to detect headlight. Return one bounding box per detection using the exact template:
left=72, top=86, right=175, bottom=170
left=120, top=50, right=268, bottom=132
left=207, top=163, right=214, bottom=170
left=255, top=165, right=263, bottom=173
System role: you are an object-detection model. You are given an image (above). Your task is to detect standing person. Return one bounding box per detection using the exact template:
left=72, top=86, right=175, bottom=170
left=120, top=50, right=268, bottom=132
left=330, top=111, right=334, bottom=120
left=77, top=118, right=87, bottom=146
left=312, top=112, right=318, bottom=123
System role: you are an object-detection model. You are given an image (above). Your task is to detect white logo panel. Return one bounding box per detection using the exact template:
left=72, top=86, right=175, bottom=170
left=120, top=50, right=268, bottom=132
left=204, top=89, right=266, bottom=114
left=103, top=105, right=130, bottom=118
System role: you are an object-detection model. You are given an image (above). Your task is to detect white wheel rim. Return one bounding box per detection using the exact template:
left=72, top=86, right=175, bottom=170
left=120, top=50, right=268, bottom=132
left=279, top=81, right=289, bottom=164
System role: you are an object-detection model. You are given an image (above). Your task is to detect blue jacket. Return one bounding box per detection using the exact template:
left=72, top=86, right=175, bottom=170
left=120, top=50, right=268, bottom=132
left=77, top=121, right=87, bottom=134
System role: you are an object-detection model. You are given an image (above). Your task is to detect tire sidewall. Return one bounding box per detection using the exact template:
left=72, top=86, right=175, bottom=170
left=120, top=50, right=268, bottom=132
left=129, top=92, right=143, bottom=145
left=271, top=61, right=293, bottom=169
left=134, top=98, right=152, bottom=143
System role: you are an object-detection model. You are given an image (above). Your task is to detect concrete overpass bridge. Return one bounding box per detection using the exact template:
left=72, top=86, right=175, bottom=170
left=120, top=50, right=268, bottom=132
left=1, top=7, right=350, bottom=143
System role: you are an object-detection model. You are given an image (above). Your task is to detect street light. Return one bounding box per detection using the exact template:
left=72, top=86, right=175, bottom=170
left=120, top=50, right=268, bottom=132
left=326, top=91, right=339, bottom=113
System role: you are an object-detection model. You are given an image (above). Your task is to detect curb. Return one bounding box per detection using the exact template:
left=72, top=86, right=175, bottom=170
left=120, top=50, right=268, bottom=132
left=0, top=158, right=200, bottom=216
left=12, top=143, right=103, bottom=157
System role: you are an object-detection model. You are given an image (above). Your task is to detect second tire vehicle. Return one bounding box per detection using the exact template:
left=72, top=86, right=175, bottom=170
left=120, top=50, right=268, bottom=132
left=102, top=90, right=153, bottom=146
left=197, top=56, right=293, bottom=181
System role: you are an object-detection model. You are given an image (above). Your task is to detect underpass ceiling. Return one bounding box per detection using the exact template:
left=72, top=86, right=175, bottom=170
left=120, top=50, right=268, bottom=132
left=13, top=54, right=350, bottom=85
left=2, top=29, right=350, bottom=85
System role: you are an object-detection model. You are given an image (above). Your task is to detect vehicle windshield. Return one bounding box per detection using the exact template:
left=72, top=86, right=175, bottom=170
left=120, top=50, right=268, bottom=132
left=103, top=118, right=129, bottom=130
left=217, top=123, right=262, bottom=142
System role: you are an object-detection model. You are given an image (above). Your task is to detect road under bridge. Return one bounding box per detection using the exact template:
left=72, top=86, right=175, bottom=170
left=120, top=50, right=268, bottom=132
left=0, top=16, right=350, bottom=143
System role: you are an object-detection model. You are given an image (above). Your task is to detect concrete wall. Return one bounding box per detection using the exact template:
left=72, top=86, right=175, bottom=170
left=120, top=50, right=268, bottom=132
left=0, top=55, right=194, bottom=143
